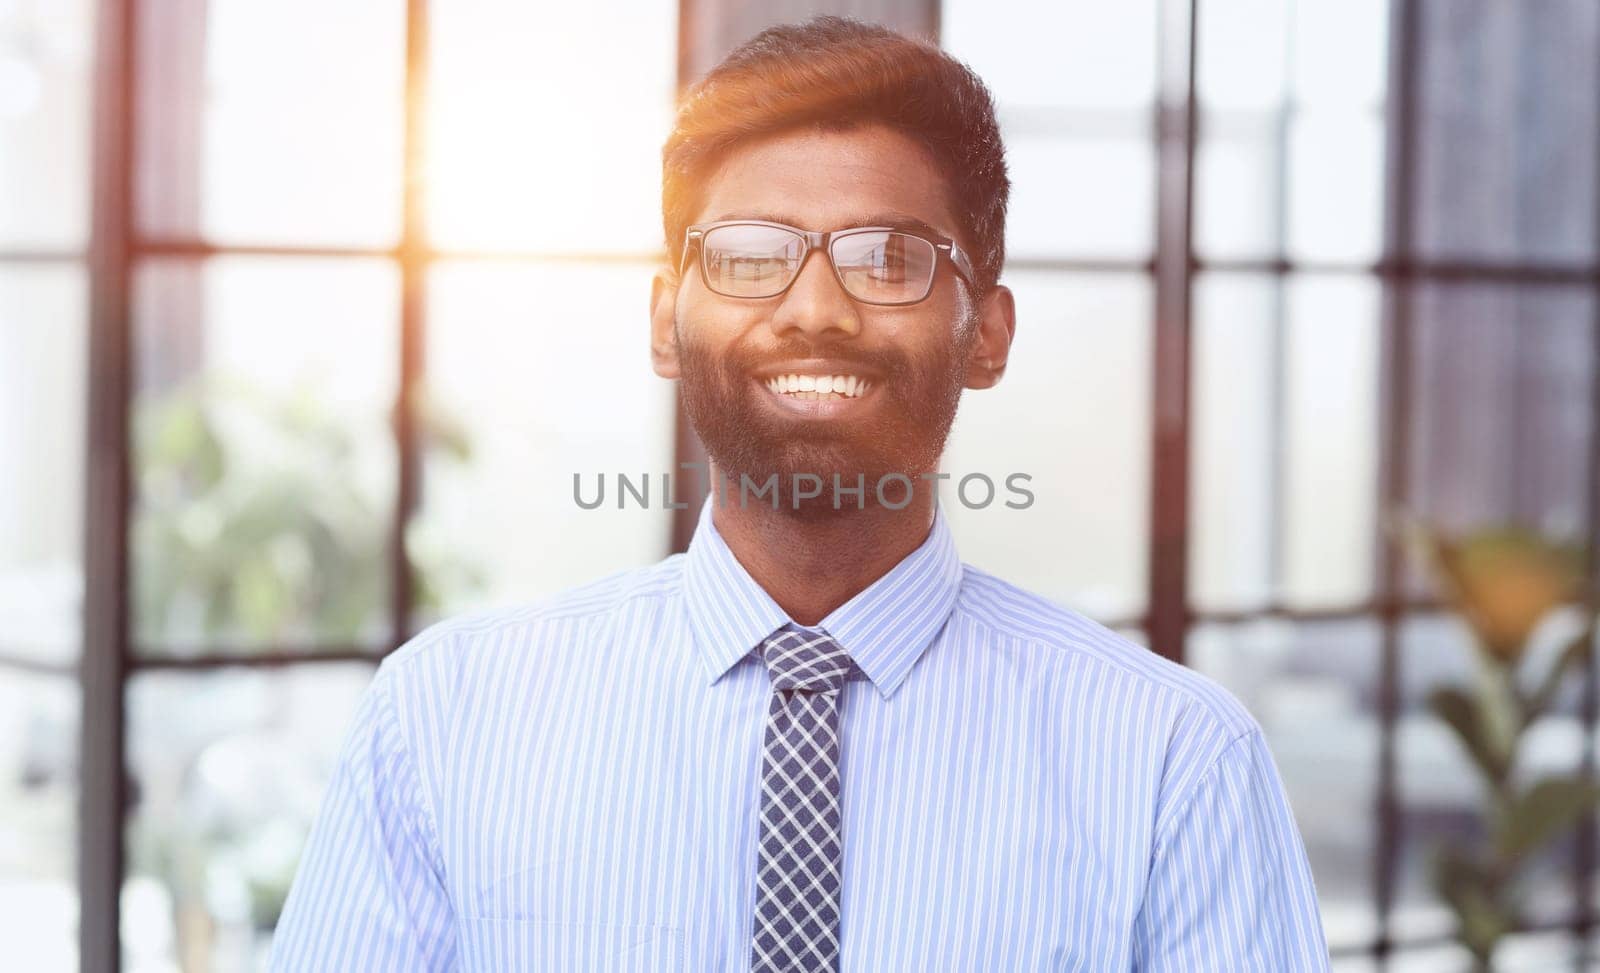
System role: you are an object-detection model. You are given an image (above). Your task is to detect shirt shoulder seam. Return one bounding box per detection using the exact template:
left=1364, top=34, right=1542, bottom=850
left=383, top=563, right=686, bottom=669
left=1149, top=726, right=1262, bottom=861
left=953, top=570, right=1252, bottom=738
left=370, top=662, right=448, bottom=879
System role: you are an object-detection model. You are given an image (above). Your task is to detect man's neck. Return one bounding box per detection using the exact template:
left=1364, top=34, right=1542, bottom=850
left=709, top=473, right=937, bottom=627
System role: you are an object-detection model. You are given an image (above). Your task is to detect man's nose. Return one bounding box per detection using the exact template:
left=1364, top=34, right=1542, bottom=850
left=769, top=248, right=862, bottom=339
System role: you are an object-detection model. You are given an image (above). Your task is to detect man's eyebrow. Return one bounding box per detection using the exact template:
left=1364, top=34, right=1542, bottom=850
left=854, top=213, right=951, bottom=240
left=704, top=212, right=953, bottom=240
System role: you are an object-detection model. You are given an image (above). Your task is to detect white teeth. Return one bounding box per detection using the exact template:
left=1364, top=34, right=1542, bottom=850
left=763, top=373, right=873, bottom=398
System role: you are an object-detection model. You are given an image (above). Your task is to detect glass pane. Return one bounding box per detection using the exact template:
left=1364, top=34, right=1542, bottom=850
left=1385, top=944, right=1474, bottom=971
left=942, top=0, right=1155, bottom=261
left=0, top=264, right=86, bottom=665
left=131, top=257, right=398, bottom=656
left=1200, top=0, right=1389, bottom=112
left=1290, top=0, right=1389, bottom=111
left=1286, top=110, right=1385, bottom=264
left=413, top=260, right=674, bottom=626
left=1190, top=273, right=1277, bottom=611
left=1195, top=113, right=1281, bottom=261
left=136, top=0, right=405, bottom=246
left=1003, top=132, right=1154, bottom=261
left=1195, top=0, right=1389, bottom=264
left=1189, top=618, right=1381, bottom=950
left=426, top=0, right=677, bottom=252
left=1197, top=0, right=1290, bottom=113
left=1404, top=282, right=1595, bottom=598
left=0, top=670, right=77, bottom=972
left=1197, top=109, right=1384, bottom=264
left=942, top=0, right=1158, bottom=111
left=1495, top=932, right=1580, bottom=970
left=1281, top=275, right=1380, bottom=607
left=1395, top=615, right=1586, bottom=941
left=1193, top=273, right=1389, bottom=613
left=124, top=663, right=373, bottom=972
left=942, top=270, right=1150, bottom=621
left=1385, top=931, right=1580, bottom=970
left=1411, top=0, right=1599, bottom=264
left=0, top=0, right=96, bottom=250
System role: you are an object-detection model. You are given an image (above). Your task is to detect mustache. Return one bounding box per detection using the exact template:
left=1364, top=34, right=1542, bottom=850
left=725, top=342, right=910, bottom=380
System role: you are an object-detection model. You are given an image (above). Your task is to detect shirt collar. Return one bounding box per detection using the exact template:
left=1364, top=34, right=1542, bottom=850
left=681, top=492, right=964, bottom=701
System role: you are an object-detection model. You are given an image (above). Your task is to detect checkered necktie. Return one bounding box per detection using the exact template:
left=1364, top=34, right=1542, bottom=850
left=749, top=623, right=858, bottom=973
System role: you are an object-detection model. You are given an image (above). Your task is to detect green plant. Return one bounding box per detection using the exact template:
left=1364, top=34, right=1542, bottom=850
left=132, top=372, right=485, bottom=647
left=1394, top=512, right=1599, bottom=970
left=127, top=370, right=487, bottom=956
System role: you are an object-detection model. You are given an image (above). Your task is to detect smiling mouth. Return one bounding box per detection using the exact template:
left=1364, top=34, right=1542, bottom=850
left=761, top=373, right=873, bottom=400
left=754, top=372, right=880, bottom=419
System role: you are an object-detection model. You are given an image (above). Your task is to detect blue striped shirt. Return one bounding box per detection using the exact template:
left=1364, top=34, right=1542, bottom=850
left=270, top=494, right=1331, bottom=971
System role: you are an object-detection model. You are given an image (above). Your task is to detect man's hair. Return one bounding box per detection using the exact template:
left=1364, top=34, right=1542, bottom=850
left=661, top=16, right=1009, bottom=297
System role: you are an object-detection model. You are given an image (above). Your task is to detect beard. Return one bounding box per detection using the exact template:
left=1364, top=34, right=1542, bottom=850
left=674, top=315, right=976, bottom=515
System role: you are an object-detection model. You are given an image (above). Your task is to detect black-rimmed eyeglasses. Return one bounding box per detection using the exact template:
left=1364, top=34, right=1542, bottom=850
left=679, top=219, right=977, bottom=307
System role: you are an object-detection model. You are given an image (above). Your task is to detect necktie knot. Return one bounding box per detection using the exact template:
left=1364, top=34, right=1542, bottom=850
left=759, top=623, right=856, bottom=694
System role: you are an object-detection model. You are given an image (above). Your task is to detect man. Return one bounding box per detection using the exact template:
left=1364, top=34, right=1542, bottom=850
left=271, top=16, right=1331, bottom=972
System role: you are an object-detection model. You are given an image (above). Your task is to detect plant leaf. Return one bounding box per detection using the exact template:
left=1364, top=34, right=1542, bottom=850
left=1522, top=630, right=1594, bottom=724
left=1495, top=774, right=1600, bottom=862
left=1427, top=686, right=1510, bottom=785
left=1431, top=845, right=1511, bottom=957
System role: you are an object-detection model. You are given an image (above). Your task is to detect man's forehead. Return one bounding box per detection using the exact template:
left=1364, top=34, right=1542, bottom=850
left=694, top=125, right=961, bottom=238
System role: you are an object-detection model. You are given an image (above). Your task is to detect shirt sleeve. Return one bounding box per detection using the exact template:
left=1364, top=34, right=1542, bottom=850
left=1131, top=728, right=1331, bottom=972
left=268, top=661, right=458, bottom=972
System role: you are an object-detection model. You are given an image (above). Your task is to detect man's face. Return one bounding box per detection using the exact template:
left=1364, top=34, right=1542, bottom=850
left=652, top=124, right=1009, bottom=507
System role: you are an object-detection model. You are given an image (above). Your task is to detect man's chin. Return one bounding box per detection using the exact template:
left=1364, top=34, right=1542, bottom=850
left=714, top=455, right=888, bottom=493
left=707, top=452, right=931, bottom=513
left=687, top=395, right=949, bottom=505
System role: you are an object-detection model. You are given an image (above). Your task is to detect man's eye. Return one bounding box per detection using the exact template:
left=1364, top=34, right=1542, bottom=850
left=720, top=255, right=789, bottom=277
left=870, top=256, right=906, bottom=282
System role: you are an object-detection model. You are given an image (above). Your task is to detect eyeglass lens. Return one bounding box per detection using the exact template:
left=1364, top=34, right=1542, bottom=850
left=700, top=224, right=937, bottom=304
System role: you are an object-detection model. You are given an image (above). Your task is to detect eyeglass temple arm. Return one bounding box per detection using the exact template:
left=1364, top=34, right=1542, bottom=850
left=678, top=229, right=704, bottom=277
left=938, top=241, right=979, bottom=288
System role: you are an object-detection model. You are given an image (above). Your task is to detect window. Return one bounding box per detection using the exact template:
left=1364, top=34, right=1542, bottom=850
left=0, top=0, right=96, bottom=968
left=62, top=0, right=679, bottom=968
left=11, top=0, right=1599, bottom=968
left=943, top=0, right=1597, bottom=966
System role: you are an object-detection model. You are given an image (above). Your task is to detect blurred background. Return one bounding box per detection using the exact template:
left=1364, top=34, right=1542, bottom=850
left=2, top=0, right=1598, bottom=969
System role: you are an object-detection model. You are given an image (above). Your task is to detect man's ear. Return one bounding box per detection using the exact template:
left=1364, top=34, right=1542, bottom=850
left=650, top=268, right=681, bottom=379
left=963, top=282, right=1016, bottom=390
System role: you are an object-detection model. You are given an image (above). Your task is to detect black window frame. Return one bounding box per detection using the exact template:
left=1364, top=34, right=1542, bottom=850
left=2, top=0, right=1585, bottom=968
